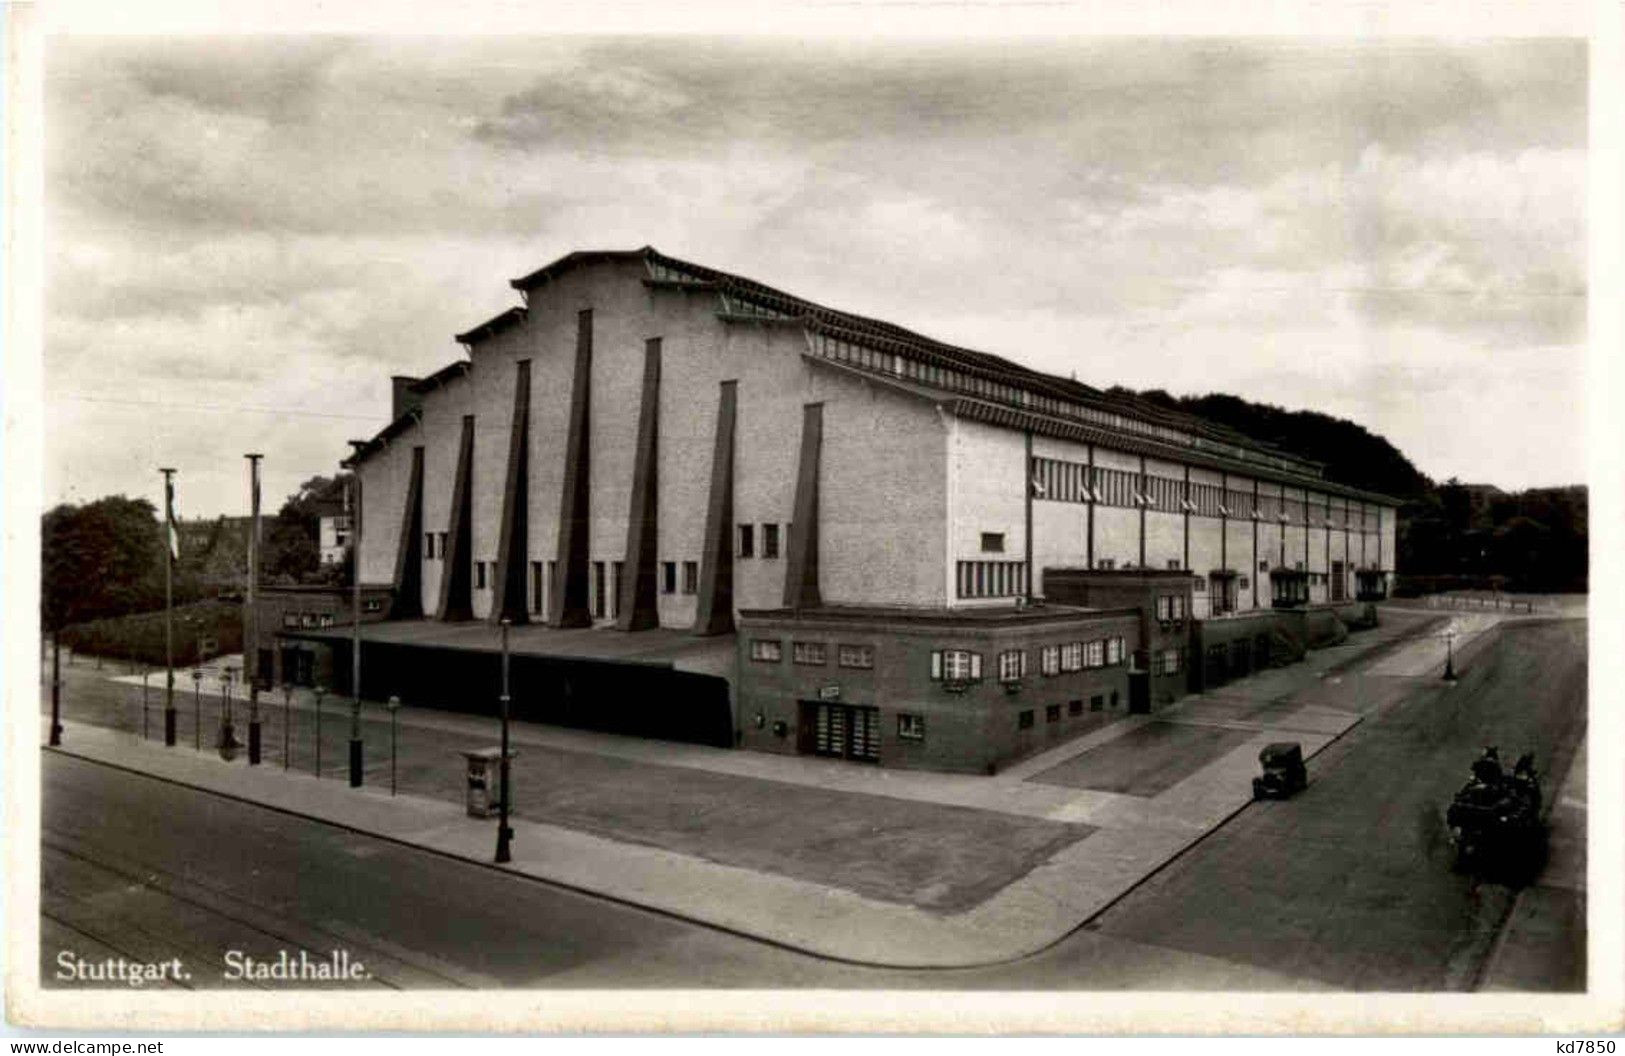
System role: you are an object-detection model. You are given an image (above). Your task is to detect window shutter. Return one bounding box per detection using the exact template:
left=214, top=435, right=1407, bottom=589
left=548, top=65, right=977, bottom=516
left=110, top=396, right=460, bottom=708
left=930, top=651, right=942, bottom=680
left=970, top=652, right=983, bottom=680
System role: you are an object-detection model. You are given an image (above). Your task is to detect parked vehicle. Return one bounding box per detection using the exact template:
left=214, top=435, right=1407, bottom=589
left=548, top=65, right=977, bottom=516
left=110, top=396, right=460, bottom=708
left=1446, top=747, right=1543, bottom=874
left=1252, top=741, right=1308, bottom=800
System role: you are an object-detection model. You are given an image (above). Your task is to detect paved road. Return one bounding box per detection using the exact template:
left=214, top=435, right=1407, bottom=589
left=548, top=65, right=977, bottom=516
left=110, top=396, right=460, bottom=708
left=39, top=616, right=1585, bottom=990
left=1086, top=617, right=1587, bottom=991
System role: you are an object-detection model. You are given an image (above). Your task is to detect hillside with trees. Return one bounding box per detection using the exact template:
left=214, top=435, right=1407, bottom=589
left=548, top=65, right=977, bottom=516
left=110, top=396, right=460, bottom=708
left=1117, top=387, right=1586, bottom=594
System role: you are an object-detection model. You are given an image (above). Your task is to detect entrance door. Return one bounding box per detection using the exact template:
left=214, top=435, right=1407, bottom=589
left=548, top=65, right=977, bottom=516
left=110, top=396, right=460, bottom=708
left=1128, top=671, right=1151, bottom=714
left=804, top=701, right=881, bottom=763
left=1331, top=560, right=1345, bottom=601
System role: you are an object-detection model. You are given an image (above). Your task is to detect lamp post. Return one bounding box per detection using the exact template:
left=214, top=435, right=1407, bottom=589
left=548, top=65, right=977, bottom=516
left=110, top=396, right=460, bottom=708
left=387, top=695, right=401, bottom=797
left=495, top=618, right=513, bottom=864
left=283, top=683, right=294, bottom=770
left=314, top=684, right=325, bottom=778
left=49, top=630, right=62, bottom=747
left=160, top=467, right=178, bottom=746
left=246, top=453, right=263, bottom=765
left=1443, top=631, right=1458, bottom=682
left=191, top=669, right=204, bottom=749
left=141, top=671, right=150, bottom=740
left=219, top=666, right=239, bottom=760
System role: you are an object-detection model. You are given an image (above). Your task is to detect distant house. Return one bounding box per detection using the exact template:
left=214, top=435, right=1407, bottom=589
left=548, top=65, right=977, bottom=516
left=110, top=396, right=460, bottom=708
left=314, top=491, right=352, bottom=565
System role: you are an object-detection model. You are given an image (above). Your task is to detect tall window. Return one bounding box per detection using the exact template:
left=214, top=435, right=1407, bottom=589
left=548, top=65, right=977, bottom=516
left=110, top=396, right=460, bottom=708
left=1040, top=645, right=1060, bottom=676
left=437, top=532, right=448, bottom=558
left=424, top=532, right=436, bottom=559
left=662, top=561, right=677, bottom=595
left=611, top=561, right=623, bottom=619
left=1084, top=640, right=1105, bottom=668
left=682, top=561, right=698, bottom=595
left=762, top=524, right=780, bottom=559
left=592, top=561, right=606, bottom=618
left=737, top=524, right=755, bottom=558
left=1106, top=636, right=1125, bottom=665
left=475, top=561, right=487, bottom=589
left=530, top=561, right=543, bottom=613
left=1060, top=642, right=1083, bottom=672
left=997, top=649, right=1027, bottom=682
left=931, top=649, right=983, bottom=682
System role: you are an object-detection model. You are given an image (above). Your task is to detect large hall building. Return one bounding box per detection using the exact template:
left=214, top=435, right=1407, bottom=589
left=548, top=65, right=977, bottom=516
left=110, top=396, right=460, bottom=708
left=258, top=247, right=1399, bottom=773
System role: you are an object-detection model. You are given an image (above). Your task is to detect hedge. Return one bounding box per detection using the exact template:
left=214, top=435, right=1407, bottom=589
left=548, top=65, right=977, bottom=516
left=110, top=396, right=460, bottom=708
left=58, top=600, right=243, bottom=667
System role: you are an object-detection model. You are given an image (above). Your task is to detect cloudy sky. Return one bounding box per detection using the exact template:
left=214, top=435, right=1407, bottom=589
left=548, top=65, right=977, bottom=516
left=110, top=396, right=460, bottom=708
left=44, top=34, right=1586, bottom=517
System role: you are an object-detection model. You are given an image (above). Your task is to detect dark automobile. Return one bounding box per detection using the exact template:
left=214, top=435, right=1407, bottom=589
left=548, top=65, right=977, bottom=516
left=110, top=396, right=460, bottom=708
left=1252, top=741, right=1307, bottom=799
left=1446, top=747, right=1543, bottom=874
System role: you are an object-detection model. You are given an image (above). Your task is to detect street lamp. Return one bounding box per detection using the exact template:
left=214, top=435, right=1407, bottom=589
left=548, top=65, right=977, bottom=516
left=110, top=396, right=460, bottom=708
left=191, top=669, right=204, bottom=750
left=219, top=666, right=240, bottom=761
left=495, top=618, right=514, bottom=864
left=387, top=695, right=401, bottom=797
left=1443, top=632, right=1458, bottom=682
left=246, top=453, right=264, bottom=767
left=49, top=630, right=63, bottom=747
left=283, top=682, right=294, bottom=770
left=141, top=671, right=150, bottom=741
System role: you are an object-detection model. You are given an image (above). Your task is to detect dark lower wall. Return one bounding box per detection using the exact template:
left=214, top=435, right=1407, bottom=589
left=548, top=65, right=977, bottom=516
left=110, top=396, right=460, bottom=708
left=317, top=641, right=733, bottom=748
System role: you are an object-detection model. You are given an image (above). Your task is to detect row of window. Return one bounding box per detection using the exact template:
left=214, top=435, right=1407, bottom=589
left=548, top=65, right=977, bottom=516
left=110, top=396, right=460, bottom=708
left=1029, top=457, right=1383, bottom=527
left=748, top=639, right=876, bottom=669
left=808, top=329, right=1314, bottom=477
left=933, top=638, right=1128, bottom=684
left=1017, top=694, right=1121, bottom=729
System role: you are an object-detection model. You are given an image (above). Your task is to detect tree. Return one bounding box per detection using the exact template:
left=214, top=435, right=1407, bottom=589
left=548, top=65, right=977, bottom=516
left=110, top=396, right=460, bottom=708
left=262, top=472, right=351, bottom=585
left=42, top=496, right=167, bottom=630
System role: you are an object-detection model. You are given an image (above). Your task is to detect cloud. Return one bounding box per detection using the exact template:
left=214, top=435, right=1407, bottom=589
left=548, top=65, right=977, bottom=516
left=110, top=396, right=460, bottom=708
left=41, top=35, right=1589, bottom=514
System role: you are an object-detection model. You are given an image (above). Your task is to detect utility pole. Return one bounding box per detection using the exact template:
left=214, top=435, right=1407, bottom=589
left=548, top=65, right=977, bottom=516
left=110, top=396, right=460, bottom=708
left=347, top=461, right=365, bottom=788
left=246, top=453, right=264, bottom=765
left=160, top=468, right=178, bottom=746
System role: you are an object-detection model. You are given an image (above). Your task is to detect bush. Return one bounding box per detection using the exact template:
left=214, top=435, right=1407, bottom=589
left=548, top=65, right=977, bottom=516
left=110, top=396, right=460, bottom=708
left=58, top=600, right=243, bottom=667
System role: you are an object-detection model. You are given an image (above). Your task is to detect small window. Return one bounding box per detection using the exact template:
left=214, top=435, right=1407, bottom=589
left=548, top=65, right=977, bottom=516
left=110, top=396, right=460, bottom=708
left=1193, top=577, right=1206, bottom=592
left=1040, top=645, right=1060, bottom=676
left=1167, top=559, right=1181, bottom=570
left=1018, top=709, right=1035, bottom=730
left=363, top=599, right=381, bottom=614
left=738, top=524, right=755, bottom=558
left=1069, top=699, right=1083, bottom=716
left=1096, top=558, right=1116, bottom=570
left=793, top=641, right=827, bottom=665
left=981, top=532, right=1005, bottom=553
left=1090, top=694, right=1104, bottom=712
left=998, top=649, right=1026, bottom=682
left=662, top=561, right=676, bottom=595
left=1239, top=575, right=1251, bottom=589
left=1060, top=642, right=1083, bottom=672
left=897, top=713, right=925, bottom=741
left=1157, top=648, right=1182, bottom=675
left=763, top=524, right=780, bottom=559
left=682, top=561, right=698, bottom=595
left=1045, top=704, right=1060, bottom=723
left=749, top=639, right=782, bottom=662
left=838, top=644, right=874, bottom=669
left=1259, top=560, right=1270, bottom=572
left=475, top=561, right=487, bottom=589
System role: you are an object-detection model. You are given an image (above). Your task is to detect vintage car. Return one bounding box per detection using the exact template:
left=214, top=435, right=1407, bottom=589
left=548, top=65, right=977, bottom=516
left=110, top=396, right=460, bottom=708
left=1446, top=748, right=1543, bottom=873
left=1251, top=741, right=1308, bottom=800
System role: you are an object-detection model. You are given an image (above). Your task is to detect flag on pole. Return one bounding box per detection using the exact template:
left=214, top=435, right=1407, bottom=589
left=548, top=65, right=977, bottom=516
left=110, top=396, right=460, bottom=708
left=165, top=477, right=179, bottom=560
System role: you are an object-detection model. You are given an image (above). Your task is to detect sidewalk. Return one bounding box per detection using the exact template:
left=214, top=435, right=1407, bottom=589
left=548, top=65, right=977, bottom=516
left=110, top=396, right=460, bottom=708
left=43, top=605, right=1483, bottom=968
